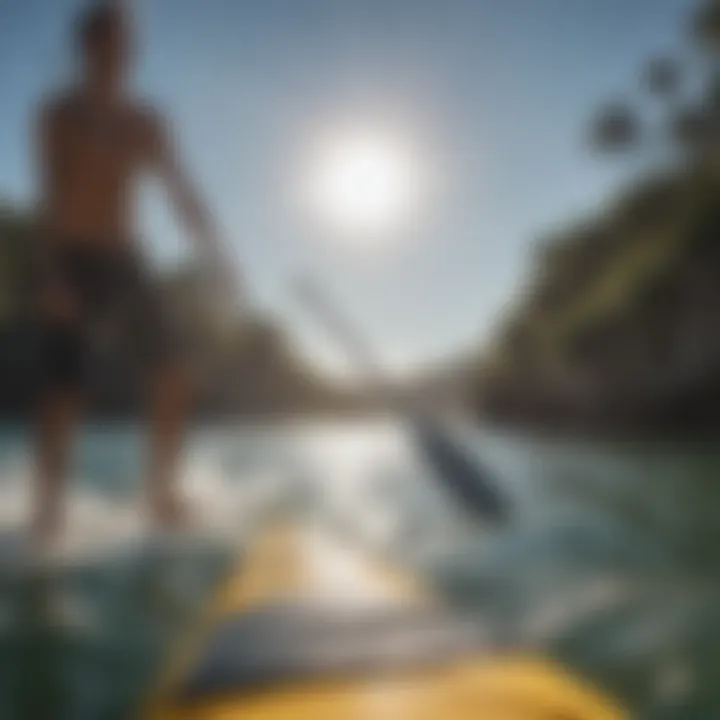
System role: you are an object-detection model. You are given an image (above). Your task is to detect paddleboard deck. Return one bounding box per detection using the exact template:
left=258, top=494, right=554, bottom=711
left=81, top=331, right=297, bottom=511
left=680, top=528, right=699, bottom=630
left=146, top=521, right=627, bottom=720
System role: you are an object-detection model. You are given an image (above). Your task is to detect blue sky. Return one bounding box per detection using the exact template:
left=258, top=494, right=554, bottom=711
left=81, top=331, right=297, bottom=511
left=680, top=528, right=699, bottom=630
left=0, top=0, right=695, bottom=376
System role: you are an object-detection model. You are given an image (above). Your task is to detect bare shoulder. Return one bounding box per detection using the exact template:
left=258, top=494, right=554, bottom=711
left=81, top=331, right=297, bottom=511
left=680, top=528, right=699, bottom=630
left=38, top=89, right=81, bottom=128
left=129, top=98, right=170, bottom=152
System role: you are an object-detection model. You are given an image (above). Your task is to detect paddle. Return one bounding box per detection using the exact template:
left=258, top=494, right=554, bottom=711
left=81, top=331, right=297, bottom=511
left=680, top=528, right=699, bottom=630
left=294, top=278, right=511, bottom=526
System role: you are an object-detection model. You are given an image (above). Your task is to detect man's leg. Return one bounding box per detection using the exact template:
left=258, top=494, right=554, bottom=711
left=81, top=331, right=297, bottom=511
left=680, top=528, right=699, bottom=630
left=32, top=390, right=81, bottom=546
left=32, top=266, right=85, bottom=548
left=148, top=361, right=192, bottom=527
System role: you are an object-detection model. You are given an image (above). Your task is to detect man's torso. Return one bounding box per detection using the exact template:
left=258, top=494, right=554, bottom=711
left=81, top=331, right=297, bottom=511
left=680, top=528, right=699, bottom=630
left=42, top=90, right=161, bottom=249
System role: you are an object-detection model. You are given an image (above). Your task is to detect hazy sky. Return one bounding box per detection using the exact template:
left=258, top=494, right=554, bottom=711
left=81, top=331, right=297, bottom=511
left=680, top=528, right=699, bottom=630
left=0, top=0, right=695, bottom=376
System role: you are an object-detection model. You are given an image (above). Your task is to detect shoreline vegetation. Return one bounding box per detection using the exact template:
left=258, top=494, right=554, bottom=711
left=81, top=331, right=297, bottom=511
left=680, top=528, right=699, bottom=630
left=474, top=0, right=720, bottom=438
left=475, top=166, right=720, bottom=439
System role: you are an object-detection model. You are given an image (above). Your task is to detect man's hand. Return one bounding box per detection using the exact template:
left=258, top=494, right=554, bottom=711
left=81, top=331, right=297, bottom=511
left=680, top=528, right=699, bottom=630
left=197, top=242, right=244, bottom=310
left=40, top=273, right=79, bottom=324
left=148, top=109, right=247, bottom=312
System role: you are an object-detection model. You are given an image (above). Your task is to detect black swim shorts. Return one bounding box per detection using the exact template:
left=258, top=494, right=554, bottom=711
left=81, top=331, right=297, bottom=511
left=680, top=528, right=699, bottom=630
left=39, top=244, right=183, bottom=392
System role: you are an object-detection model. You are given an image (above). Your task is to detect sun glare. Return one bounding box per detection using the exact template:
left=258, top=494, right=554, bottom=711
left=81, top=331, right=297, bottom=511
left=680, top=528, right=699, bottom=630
left=305, top=130, right=423, bottom=245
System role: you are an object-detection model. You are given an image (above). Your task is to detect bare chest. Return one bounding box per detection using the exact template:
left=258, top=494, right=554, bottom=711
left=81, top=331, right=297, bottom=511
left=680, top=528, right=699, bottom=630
left=55, top=107, right=146, bottom=186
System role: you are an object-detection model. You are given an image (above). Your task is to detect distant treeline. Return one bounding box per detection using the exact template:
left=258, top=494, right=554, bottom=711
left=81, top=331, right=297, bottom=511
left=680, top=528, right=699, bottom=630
left=0, top=205, right=360, bottom=420
left=475, top=0, right=720, bottom=437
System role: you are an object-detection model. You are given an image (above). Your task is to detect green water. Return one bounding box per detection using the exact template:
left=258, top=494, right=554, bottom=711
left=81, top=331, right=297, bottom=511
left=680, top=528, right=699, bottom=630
left=0, top=423, right=719, bottom=718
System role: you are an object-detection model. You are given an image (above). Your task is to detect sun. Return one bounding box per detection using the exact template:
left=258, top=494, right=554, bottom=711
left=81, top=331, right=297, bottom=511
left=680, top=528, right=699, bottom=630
left=305, top=129, right=423, bottom=244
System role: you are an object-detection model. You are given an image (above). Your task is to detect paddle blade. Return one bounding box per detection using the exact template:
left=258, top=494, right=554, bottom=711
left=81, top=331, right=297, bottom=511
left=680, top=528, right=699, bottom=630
left=411, top=418, right=510, bottom=525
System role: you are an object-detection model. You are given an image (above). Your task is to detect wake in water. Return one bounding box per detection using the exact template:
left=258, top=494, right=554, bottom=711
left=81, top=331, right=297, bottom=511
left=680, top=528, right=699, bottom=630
left=0, top=426, right=304, bottom=718
left=0, top=428, right=297, bottom=572
left=0, top=422, right=718, bottom=717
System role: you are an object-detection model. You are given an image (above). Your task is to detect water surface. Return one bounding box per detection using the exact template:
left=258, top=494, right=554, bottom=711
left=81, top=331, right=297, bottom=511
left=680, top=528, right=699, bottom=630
left=0, top=422, right=718, bottom=718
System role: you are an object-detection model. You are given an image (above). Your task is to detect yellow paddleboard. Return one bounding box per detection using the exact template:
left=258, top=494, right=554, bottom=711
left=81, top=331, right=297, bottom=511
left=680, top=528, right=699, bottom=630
left=146, top=522, right=627, bottom=720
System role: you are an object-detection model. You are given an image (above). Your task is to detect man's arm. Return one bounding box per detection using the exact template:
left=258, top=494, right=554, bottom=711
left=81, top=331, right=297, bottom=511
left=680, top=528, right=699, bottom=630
left=144, top=109, right=232, bottom=281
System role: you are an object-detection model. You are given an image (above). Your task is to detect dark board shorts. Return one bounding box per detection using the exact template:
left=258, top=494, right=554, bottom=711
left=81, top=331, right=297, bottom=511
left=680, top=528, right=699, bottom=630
left=39, top=243, right=184, bottom=393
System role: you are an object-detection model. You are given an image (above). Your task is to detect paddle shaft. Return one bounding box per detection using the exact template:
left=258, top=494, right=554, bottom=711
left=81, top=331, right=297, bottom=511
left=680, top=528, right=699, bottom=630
left=295, top=279, right=416, bottom=413
left=295, top=277, right=510, bottom=525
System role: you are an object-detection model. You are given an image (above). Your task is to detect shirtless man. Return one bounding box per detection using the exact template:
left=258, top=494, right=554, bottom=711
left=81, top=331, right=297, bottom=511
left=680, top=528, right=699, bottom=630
left=33, top=2, right=231, bottom=543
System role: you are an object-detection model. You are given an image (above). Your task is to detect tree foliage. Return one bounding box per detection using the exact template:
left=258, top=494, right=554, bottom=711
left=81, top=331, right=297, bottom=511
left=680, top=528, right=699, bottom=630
left=694, top=0, right=720, bottom=52
left=591, top=104, right=642, bottom=153
left=479, top=1, right=720, bottom=435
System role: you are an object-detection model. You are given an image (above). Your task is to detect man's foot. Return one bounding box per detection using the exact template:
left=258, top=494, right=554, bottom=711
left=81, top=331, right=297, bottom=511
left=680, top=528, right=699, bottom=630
left=150, top=492, right=190, bottom=531
left=29, top=511, right=64, bottom=564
